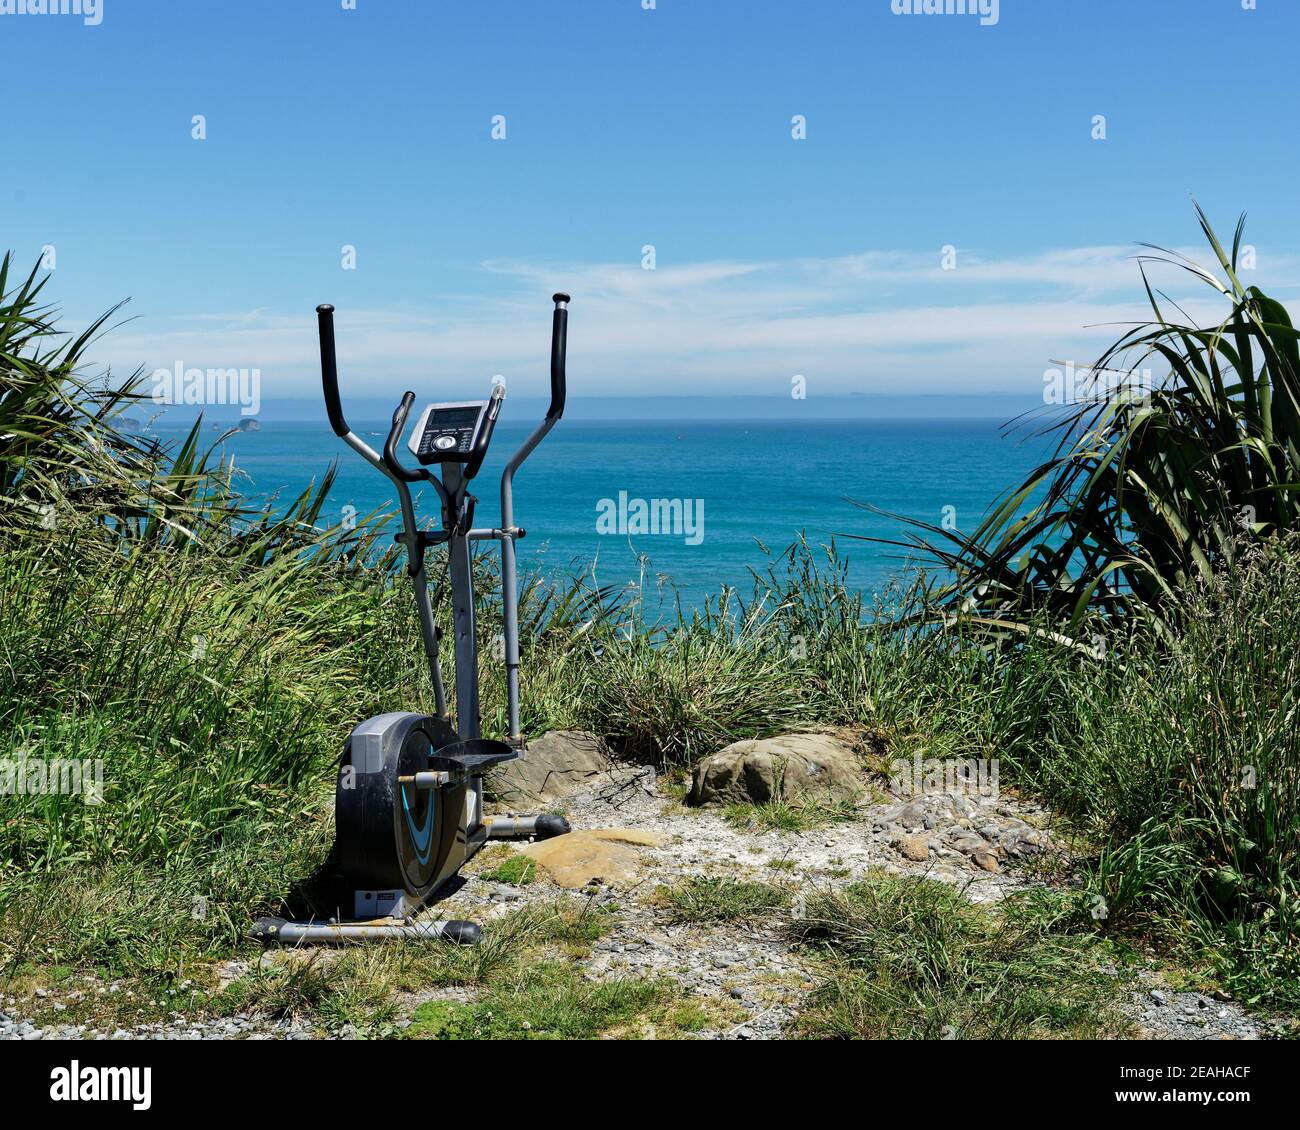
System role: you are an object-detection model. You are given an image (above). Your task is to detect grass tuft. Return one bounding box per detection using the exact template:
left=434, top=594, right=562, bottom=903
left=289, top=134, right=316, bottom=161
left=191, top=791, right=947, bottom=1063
left=660, top=876, right=791, bottom=925
left=790, top=874, right=1133, bottom=1039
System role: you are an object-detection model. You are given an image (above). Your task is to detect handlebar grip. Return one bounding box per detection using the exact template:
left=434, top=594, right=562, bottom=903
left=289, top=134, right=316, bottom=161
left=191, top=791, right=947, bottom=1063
left=383, top=391, right=424, bottom=483
left=464, top=383, right=504, bottom=481
left=548, top=293, right=569, bottom=421
left=392, top=390, right=415, bottom=429
left=317, top=304, right=348, bottom=438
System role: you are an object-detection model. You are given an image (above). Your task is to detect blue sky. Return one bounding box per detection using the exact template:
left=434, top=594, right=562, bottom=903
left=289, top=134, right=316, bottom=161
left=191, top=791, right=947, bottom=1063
left=5, top=0, right=1299, bottom=404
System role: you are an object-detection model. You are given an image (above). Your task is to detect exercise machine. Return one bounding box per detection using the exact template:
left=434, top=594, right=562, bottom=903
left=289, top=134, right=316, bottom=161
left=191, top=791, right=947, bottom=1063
left=252, top=294, right=574, bottom=945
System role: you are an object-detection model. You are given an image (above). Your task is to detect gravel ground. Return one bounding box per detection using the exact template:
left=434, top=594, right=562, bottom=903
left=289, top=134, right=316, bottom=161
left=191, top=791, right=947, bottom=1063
left=0, top=762, right=1283, bottom=1040
left=1123, top=972, right=1290, bottom=1041
left=0, top=1012, right=316, bottom=1041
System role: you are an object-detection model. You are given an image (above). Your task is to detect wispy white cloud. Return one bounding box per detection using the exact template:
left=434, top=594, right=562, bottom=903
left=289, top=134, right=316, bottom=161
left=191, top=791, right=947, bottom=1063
left=90, top=244, right=1300, bottom=402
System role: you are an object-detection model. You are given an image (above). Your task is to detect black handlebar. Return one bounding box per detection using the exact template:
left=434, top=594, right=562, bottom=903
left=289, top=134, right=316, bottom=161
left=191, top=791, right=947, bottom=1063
left=464, top=384, right=504, bottom=481
left=316, top=304, right=348, bottom=438
left=384, top=391, right=425, bottom=482
left=317, top=293, right=570, bottom=476
left=549, top=293, right=569, bottom=421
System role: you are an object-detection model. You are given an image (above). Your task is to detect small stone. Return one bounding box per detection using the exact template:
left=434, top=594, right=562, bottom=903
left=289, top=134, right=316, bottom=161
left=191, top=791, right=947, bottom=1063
left=897, top=802, right=927, bottom=830
left=896, top=834, right=930, bottom=862
left=972, top=849, right=1000, bottom=872
left=1150, top=989, right=1169, bottom=1006
left=949, top=832, right=988, bottom=855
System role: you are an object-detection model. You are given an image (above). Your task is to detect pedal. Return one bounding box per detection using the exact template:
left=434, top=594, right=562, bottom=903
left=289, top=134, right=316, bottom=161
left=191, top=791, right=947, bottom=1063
left=427, top=738, right=519, bottom=775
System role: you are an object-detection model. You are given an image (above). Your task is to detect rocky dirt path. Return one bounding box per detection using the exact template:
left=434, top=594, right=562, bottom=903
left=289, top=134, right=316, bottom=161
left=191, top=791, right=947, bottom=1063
left=429, top=759, right=1281, bottom=1040
left=1, top=748, right=1284, bottom=1041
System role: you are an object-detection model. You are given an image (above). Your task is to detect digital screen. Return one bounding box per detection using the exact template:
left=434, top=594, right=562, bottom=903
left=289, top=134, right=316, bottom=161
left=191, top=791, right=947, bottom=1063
left=429, top=406, right=481, bottom=429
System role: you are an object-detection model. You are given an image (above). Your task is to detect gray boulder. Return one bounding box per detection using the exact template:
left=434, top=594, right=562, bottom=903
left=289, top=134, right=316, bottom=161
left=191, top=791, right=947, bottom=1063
left=688, top=732, right=867, bottom=808
left=491, top=730, right=611, bottom=805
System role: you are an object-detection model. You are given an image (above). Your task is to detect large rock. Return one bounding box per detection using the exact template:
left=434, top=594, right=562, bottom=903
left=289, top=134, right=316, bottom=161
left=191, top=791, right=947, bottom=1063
left=687, top=732, right=868, bottom=808
left=492, top=730, right=610, bottom=806
left=521, top=829, right=664, bottom=888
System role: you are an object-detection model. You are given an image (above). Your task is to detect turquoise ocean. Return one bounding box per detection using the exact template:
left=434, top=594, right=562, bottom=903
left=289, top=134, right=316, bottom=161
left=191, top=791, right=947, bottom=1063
left=178, top=417, right=1052, bottom=608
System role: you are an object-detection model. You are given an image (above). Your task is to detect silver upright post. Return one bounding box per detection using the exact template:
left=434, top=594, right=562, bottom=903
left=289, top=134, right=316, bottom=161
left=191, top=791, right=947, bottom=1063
left=499, top=417, right=555, bottom=746
left=497, top=292, right=568, bottom=748
left=499, top=537, right=522, bottom=745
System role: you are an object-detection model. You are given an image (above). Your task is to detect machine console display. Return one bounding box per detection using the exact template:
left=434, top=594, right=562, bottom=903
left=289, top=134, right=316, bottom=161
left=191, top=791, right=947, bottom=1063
left=408, top=401, right=488, bottom=464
